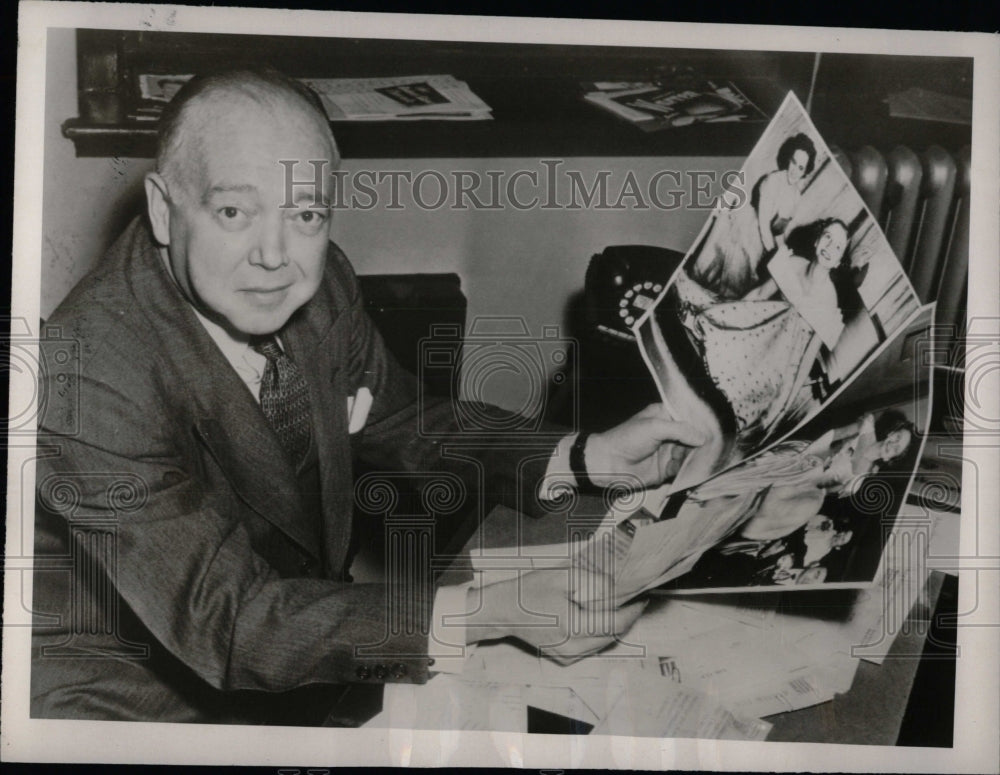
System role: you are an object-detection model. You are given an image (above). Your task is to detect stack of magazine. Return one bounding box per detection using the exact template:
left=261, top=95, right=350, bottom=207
left=583, top=76, right=766, bottom=132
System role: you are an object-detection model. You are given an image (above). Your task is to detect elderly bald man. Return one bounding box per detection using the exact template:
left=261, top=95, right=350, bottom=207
left=32, top=69, right=703, bottom=725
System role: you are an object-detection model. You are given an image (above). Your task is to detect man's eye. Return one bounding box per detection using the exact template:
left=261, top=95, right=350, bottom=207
left=292, top=209, right=328, bottom=233
left=214, top=206, right=252, bottom=230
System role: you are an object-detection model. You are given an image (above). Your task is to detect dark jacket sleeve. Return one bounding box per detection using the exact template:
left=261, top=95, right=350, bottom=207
left=35, top=304, right=434, bottom=696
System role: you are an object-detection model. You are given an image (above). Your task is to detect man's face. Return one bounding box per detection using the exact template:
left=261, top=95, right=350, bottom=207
left=880, top=428, right=912, bottom=462
left=159, top=101, right=333, bottom=336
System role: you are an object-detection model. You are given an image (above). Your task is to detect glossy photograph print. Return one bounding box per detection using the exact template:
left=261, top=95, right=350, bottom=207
left=649, top=304, right=934, bottom=594
left=636, top=93, right=922, bottom=494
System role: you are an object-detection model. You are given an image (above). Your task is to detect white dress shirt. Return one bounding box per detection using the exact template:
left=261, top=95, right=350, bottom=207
left=191, top=309, right=268, bottom=401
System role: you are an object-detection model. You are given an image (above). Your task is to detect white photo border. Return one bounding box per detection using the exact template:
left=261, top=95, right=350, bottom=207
left=5, top=2, right=999, bottom=771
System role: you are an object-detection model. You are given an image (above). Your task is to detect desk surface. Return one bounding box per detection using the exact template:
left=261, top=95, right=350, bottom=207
left=765, top=571, right=945, bottom=745
left=430, top=501, right=945, bottom=744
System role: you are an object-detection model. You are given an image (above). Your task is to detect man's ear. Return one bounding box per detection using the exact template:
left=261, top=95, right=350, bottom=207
left=144, top=172, right=172, bottom=246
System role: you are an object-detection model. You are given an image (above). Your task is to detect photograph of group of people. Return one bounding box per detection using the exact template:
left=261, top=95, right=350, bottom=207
left=636, top=94, right=922, bottom=492
left=648, top=303, right=932, bottom=593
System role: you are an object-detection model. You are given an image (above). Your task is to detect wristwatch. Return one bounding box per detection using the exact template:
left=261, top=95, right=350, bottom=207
left=570, top=432, right=600, bottom=491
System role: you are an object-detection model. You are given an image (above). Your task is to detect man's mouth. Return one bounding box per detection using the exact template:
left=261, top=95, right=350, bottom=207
left=240, top=284, right=293, bottom=307
left=242, top=283, right=292, bottom=294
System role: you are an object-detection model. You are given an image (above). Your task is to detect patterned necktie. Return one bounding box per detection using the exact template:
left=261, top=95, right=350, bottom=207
left=250, top=335, right=312, bottom=466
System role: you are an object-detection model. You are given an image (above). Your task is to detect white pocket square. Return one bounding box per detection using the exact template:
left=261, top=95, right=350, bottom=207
left=347, top=387, right=373, bottom=434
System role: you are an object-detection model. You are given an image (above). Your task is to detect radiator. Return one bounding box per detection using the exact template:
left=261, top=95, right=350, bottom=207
left=832, top=144, right=971, bottom=364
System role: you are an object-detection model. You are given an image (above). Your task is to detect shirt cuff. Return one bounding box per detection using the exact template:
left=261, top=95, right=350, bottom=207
left=538, top=433, right=578, bottom=501
left=429, top=581, right=476, bottom=674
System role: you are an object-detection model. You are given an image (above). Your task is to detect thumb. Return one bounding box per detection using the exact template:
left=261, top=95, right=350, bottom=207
left=634, top=402, right=670, bottom=420
left=644, top=418, right=708, bottom=448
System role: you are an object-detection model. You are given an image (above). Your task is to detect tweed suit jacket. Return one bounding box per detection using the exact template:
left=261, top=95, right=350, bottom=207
left=31, top=217, right=558, bottom=724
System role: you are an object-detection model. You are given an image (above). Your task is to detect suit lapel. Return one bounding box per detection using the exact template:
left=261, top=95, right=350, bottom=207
left=188, top=341, right=323, bottom=560
left=284, top=300, right=355, bottom=578
left=191, top=413, right=319, bottom=562
left=189, top=365, right=321, bottom=561
left=125, top=221, right=320, bottom=560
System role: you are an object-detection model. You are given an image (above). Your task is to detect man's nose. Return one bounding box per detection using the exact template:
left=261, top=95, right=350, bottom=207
left=249, top=215, right=288, bottom=270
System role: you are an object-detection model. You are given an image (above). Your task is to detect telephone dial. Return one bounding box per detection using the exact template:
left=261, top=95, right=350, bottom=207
left=584, top=244, right=686, bottom=343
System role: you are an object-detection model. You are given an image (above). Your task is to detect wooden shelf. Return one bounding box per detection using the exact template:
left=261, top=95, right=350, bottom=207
left=62, top=96, right=786, bottom=159
left=66, top=31, right=973, bottom=160
left=67, top=29, right=813, bottom=159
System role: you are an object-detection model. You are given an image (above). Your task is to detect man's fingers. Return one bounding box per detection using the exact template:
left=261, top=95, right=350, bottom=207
left=632, top=405, right=709, bottom=447
left=541, top=602, right=647, bottom=664
left=541, top=635, right=616, bottom=665
left=634, top=402, right=669, bottom=420
left=616, top=597, right=649, bottom=628
left=574, top=593, right=648, bottom=628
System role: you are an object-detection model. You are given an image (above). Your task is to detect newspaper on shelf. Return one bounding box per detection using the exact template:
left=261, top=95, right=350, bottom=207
left=303, top=75, right=492, bottom=120
left=136, top=73, right=492, bottom=122
left=583, top=77, right=766, bottom=132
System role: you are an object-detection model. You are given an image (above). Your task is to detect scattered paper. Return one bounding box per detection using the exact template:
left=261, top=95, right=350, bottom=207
left=372, top=674, right=526, bottom=732
left=723, top=654, right=860, bottom=719
left=593, top=669, right=772, bottom=740
left=138, top=73, right=192, bottom=102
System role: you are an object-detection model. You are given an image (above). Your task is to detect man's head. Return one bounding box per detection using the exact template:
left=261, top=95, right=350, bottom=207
left=145, top=69, right=339, bottom=337
left=873, top=408, right=917, bottom=466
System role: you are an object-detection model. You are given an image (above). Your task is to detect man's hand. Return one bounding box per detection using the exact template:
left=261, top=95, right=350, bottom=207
left=584, top=404, right=707, bottom=489
left=465, top=567, right=646, bottom=664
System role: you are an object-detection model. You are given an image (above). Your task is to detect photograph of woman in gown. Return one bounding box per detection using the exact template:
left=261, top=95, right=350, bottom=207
left=634, top=93, right=921, bottom=496
left=657, top=407, right=918, bottom=591
left=670, top=217, right=852, bottom=450
left=691, top=132, right=817, bottom=299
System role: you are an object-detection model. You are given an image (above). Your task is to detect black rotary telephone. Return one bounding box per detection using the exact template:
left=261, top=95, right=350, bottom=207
left=584, top=244, right=686, bottom=343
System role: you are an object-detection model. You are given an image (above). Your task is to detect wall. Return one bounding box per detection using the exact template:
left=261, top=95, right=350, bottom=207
left=42, top=28, right=741, bottom=412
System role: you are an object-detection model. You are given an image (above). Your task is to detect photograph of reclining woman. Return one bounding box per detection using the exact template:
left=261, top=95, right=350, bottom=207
left=636, top=94, right=922, bottom=493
